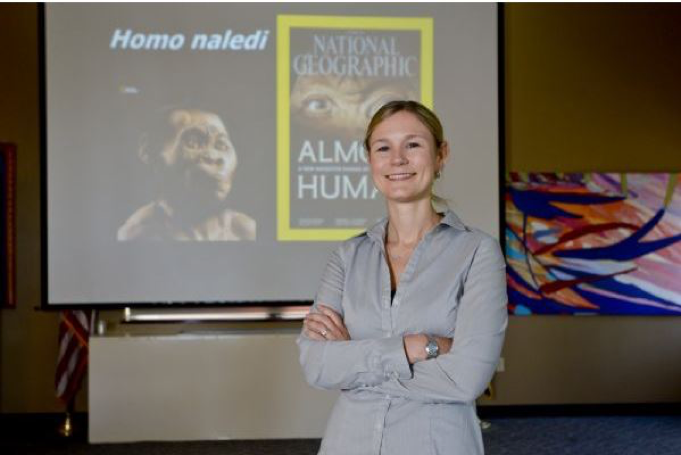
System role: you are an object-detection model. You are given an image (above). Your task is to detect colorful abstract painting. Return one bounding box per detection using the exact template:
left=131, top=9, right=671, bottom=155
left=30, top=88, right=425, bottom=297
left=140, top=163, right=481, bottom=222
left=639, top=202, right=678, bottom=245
left=506, top=173, right=681, bottom=315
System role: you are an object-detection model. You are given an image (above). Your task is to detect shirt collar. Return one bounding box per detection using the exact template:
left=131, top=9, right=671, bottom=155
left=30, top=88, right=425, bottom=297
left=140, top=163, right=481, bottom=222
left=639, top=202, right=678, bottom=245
left=365, top=209, right=467, bottom=243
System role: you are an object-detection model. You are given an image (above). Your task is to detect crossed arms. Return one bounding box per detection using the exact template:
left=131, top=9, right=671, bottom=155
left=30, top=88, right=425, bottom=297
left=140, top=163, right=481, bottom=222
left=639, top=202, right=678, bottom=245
left=297, top=235, right=508, bottom=404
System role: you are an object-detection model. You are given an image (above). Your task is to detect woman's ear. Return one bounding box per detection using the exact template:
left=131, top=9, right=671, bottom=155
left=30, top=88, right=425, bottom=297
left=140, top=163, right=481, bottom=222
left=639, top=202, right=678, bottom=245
left=438, top=140, right=450, bottom=169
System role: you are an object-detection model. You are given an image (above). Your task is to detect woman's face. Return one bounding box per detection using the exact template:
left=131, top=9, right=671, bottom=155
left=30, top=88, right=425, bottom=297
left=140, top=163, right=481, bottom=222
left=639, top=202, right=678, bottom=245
left=367, top=111, right=447, bottom=204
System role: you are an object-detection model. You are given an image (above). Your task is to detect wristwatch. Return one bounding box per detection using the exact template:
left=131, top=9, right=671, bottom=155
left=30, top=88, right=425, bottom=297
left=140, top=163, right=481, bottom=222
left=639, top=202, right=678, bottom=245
left=424, top=336, right=439, bottom=359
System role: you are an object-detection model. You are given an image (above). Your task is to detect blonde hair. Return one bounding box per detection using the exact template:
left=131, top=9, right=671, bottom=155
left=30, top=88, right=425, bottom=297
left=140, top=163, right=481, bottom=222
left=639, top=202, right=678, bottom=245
left=364, top=100, right=448, bottom=207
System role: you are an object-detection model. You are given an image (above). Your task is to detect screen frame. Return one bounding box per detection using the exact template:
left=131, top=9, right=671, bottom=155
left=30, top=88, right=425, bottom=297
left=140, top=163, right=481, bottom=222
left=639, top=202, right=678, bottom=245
left=38, top=4, right=506, bottom=311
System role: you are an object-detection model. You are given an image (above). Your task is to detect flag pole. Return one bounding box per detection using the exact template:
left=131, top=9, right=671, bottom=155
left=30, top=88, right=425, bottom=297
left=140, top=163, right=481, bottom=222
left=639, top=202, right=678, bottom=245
left=55, top=309, right=94, bottom=438
left=58, top=397, right=75, bottom=437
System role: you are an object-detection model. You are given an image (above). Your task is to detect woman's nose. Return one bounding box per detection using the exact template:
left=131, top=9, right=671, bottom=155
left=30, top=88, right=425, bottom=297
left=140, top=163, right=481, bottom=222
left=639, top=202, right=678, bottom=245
left=390, top=149, right=408, bottom=165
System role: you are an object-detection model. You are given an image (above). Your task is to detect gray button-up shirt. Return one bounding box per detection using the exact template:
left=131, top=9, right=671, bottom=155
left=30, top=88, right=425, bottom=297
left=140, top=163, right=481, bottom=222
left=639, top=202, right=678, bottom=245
left=298, top=210, right=508, bottom=455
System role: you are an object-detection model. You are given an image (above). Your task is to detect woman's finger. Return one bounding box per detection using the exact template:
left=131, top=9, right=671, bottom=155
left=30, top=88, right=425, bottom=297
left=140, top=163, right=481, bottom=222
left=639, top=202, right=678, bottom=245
left=304, top=326, right=325, bottom=341
left=305, top=319, right=336, bottom=339
left=305, top=319, right=327, bottom=334
left=305, top=309, right=348, bottom=340
left=317, top=306, right=350, bottom=339
left=306, top=313, right=335, bottom=330
left=318, top=306, right=346, bottom=331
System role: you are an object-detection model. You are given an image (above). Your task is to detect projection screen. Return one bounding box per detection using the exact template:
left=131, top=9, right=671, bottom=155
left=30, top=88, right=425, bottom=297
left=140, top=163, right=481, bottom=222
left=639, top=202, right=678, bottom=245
left=43, top=3, right=500, bottom=306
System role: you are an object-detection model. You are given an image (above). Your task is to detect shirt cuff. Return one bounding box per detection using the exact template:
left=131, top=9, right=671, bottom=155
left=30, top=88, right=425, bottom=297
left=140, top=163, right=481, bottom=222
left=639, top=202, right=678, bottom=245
left=370, top=337, right=413, bottom=381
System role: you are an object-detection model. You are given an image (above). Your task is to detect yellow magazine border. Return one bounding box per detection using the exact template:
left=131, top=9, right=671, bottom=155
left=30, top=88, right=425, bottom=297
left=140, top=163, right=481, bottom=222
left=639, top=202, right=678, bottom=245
left=277, top=15, right=434, bottom=241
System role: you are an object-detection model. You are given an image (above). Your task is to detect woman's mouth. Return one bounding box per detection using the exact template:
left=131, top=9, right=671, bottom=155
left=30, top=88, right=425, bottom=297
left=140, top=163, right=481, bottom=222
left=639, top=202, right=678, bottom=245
left=386, top=173, right=416, bottom=181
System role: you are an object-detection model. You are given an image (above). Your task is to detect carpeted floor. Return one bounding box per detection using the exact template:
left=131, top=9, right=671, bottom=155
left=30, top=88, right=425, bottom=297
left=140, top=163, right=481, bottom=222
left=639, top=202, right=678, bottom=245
left=482, top=416, right=681, bottom=455
left=2, top=414, right=680, bottom=455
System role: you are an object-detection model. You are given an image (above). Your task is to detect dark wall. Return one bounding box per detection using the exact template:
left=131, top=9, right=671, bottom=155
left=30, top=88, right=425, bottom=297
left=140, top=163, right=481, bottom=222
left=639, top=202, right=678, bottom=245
left=0, top=3, right=68, bottom=412
left=493, top=4, right=681, bottom=405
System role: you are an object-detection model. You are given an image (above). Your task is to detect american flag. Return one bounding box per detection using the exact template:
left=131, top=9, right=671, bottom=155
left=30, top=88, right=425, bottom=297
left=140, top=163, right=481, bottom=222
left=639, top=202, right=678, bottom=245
left=55, top=310, right=92, bottom=404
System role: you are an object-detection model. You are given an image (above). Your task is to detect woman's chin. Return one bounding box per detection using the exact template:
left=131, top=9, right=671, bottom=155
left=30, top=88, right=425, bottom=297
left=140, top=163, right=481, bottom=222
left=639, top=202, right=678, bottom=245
left=382, top=191, right=431, bottom=205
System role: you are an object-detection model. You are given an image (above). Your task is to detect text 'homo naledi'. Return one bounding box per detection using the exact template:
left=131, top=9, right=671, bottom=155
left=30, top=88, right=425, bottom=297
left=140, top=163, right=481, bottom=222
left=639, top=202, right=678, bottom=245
left=109, top=28, right=270, bottom=51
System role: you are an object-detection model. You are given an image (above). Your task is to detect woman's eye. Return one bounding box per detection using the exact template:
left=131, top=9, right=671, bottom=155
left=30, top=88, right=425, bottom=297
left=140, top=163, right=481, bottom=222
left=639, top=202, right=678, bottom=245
left=406, top=142, right=421, bottom=149
left=374, top=145, right=389, bottom=153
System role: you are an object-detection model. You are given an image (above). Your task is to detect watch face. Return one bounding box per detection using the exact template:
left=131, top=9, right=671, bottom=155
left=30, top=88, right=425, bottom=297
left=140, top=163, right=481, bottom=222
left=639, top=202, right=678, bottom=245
left=425, top=340, right=439, bottom=358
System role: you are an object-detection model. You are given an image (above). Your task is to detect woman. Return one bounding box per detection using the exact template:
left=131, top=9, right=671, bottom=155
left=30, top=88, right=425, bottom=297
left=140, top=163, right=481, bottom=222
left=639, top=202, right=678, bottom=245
left=298, top=100, right=507, bottom=455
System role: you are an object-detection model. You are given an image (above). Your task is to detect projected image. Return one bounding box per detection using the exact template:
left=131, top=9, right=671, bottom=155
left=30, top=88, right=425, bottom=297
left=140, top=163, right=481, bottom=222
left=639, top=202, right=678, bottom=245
left=45, top=4, right=499, bottom=304
left=291, top=75, right=417, bottom=139
left=117, top=107, right=256, bottom=241
left=279, top=17, right=431, bottom=240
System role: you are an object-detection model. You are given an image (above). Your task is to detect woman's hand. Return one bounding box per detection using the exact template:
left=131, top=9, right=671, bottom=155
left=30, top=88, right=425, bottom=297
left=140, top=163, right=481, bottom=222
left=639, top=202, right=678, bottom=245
left=403, top=334, right=453, bottom=364
left=303, top=304, right=350, bottom=341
